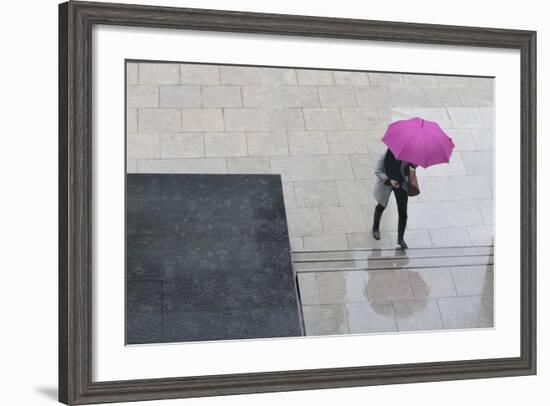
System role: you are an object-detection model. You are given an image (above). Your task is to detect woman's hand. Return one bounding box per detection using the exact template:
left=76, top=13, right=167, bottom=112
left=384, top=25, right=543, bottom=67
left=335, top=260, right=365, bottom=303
left=390, top=179, right=400, bottom=188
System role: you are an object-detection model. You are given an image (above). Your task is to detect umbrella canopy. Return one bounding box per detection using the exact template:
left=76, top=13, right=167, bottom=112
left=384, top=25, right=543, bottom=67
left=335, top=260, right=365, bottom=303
left=381, top=117, right=455, bottom=168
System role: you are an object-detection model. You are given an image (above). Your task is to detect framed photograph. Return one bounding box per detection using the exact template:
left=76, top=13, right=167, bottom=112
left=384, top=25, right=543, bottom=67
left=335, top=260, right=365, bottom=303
left=59, top=1, right=536, bottom=404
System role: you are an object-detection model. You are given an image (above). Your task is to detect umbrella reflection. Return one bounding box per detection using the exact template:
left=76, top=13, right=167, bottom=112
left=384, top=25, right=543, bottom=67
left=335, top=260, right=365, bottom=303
left=363, top=248, right=429, bottom=317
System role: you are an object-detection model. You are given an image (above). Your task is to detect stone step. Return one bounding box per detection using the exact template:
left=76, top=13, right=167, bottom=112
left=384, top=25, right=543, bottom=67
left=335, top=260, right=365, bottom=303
left=292, top=244, right=493, bottom=262
left=292, top=245, right=494, bottom=273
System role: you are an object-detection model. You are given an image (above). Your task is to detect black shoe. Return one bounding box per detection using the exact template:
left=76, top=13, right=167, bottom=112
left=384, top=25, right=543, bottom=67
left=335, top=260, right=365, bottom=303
left=397, top=238, right=408, bottom=250
left=372, top=205, right=384, bottom=241
left=397, top=213, right=408, bottom=249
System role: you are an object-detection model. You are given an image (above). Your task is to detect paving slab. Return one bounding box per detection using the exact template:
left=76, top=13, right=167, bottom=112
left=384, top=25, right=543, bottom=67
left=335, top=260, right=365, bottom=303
left=126, top=174, right=303, bottom=343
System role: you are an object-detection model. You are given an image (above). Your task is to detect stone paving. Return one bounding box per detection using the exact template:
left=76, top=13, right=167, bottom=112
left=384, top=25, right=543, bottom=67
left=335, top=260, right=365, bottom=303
left=126, top=62, right=495, bottom=336
left=295, top=246, right=493, bottom=334
left=127, top=62, right=494, bottom=251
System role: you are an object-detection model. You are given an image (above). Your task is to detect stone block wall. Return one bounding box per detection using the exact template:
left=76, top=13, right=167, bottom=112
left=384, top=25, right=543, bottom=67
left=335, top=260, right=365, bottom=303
left=126, top=62, right=494, bottom=251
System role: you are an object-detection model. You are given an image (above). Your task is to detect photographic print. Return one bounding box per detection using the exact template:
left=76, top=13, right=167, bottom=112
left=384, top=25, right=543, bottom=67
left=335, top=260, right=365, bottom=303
left=125, top=61, right=495, bottom=344
left=59, top=3, right=536, bottom=403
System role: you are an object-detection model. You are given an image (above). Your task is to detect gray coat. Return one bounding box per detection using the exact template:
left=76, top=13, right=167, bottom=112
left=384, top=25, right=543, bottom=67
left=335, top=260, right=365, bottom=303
left=373, top=151, right=410, bottom=207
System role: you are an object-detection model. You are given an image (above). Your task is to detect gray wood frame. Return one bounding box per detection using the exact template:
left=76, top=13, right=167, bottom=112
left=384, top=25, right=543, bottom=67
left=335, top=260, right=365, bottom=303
left=59, top=1, right=537, bottom=404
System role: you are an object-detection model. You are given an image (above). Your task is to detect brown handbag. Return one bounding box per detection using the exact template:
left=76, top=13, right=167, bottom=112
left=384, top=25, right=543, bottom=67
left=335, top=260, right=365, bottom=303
left=407, top=168, right=420, bottom=196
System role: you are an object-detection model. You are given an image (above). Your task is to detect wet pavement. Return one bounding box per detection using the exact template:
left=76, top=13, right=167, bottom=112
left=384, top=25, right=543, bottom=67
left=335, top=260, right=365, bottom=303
left=297, top=246, right=494, bottom=335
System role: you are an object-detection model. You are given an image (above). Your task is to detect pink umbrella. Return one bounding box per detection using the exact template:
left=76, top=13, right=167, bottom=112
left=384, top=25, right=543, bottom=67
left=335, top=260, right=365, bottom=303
left=381, top=117, right=455, bottom=168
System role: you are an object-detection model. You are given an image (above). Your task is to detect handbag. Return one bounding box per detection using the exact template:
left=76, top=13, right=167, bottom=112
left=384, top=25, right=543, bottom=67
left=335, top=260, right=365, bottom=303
left=407, top=168, right=420, bottom=196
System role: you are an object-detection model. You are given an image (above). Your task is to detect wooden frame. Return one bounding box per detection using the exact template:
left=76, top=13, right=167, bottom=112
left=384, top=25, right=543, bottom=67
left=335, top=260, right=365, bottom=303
left=59, top=1, right=537, bottom=404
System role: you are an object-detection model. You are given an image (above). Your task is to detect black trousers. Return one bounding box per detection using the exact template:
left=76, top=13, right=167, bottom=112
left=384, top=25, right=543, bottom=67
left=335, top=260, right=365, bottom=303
left=375, top=187, right=408, bottom=239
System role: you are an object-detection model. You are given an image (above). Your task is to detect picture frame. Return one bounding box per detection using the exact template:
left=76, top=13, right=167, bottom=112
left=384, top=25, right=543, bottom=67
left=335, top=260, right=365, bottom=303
left=59, top=1, right=537, bottom=404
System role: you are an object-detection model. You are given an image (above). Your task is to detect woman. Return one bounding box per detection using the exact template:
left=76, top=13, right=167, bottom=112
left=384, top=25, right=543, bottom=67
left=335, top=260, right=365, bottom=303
left=372, top=149, right=417, bottom=249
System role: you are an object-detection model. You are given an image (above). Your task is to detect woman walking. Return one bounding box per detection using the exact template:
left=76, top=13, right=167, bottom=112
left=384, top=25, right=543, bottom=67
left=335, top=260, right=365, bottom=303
left=373, top=117, right=455, bottom=249
left=372, top=148, right=417, bottom=249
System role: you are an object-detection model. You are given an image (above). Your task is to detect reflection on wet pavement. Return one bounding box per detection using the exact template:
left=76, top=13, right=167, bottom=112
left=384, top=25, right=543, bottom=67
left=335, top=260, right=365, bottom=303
left=298, top=245, right=494, bottom=336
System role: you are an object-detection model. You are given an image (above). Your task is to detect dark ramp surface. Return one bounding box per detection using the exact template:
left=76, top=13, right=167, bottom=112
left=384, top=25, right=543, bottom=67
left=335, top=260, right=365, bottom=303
left=126, top=174, right=303, bottom=344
